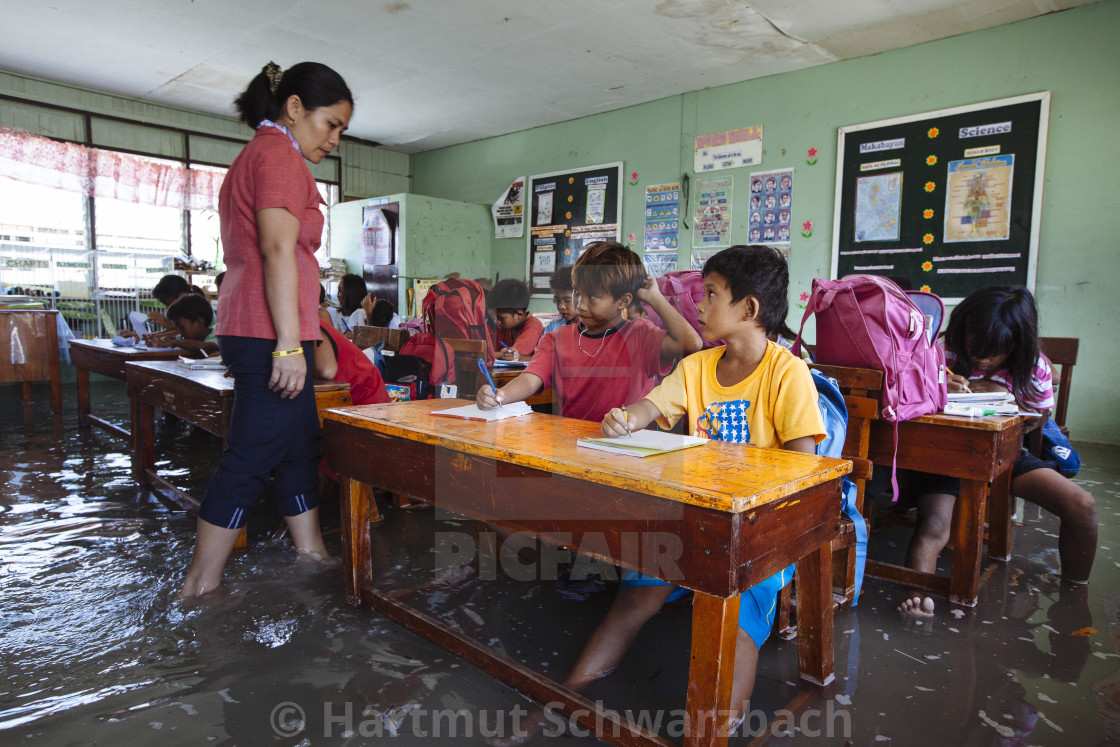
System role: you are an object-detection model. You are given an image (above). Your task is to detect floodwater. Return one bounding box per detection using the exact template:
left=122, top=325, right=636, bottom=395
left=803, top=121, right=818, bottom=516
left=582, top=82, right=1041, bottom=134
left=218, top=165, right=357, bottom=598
left=1, top=379, right=1119, bottom=745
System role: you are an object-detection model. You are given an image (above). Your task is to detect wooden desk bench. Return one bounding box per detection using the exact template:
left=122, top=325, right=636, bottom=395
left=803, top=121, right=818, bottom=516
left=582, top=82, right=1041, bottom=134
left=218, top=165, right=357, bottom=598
left=0, top=309, right=62, bottom=412
left=323, top=399, right=850, bottom=747
left=70, top=339, right=180, bottom=440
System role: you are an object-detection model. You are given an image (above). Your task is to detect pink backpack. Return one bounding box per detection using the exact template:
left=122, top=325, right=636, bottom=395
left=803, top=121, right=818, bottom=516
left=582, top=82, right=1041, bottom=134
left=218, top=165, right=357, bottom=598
left=793, top=275, right=947, bottom=497
left=642, top=270, right=721, bottom=346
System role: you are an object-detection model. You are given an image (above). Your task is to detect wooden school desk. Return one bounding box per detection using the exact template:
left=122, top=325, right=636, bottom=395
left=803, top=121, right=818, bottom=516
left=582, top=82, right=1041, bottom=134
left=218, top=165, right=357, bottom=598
left=322, top=400, right=850, bottom=747
left=0, top=308, right=62, bottom=412
left=865, top=412, right=1026, bottom=607
left=70, top=339, right=180, bottom=440
left=126, top=360, right=350, bottom=511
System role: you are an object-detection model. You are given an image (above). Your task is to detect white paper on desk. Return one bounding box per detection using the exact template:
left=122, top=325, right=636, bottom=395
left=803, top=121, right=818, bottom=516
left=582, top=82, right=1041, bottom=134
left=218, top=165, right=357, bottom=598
left=946, top=392, right=1015, bottom=405
left=431, top=401, right=534, bottom=421
left=128, top=310, right=149, bottom=334
left=492, top=359, right=528, bottom=368
left=577, top=431, right=707, bottom=457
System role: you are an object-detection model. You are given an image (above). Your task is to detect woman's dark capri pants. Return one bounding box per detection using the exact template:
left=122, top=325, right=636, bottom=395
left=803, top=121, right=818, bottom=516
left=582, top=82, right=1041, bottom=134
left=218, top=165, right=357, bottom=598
left=198, top=336, right=322, bottom=530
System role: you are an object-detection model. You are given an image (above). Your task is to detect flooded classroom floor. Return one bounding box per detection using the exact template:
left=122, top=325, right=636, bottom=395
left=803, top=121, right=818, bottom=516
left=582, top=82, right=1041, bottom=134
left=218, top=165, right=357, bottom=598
left=2, top=378, right=1120, bottom=746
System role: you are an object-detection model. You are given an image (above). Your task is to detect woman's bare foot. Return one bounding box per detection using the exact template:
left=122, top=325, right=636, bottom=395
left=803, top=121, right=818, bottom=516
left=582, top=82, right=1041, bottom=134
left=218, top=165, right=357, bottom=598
left=898, top=594, right=936, bottom=619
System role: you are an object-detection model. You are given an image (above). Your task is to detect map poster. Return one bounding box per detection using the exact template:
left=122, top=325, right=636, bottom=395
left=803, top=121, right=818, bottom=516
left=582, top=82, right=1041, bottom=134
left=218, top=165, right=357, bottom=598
left=944, top=155, right=1014, bottom=242
left=693, top=176, right=733, bottom=249
left=747, top=168, right=794, bottom=245
left=644, top=183, right=680, bottom=251
left=854, top=172, right=902, bottom=242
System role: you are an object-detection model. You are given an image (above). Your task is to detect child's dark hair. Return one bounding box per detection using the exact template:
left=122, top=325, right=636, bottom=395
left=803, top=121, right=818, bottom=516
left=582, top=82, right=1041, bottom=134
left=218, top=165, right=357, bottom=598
left=549, top=265, right=574, bottom=294
left=489, top=278, right=530, bottom=313
left=215, top=271, right=225, bottom=290
left=319, top=284, right=327, bottom=305
left=166, top=293, right=214, bottom=328
left=152, top=274, right=191, bottom=306
left=368, top=298, right=396, bottom=327
left=943, top=286, right=1041, bottom=403
left=702, top=245, right=789, bottom=334
left=234, top=61, right=354, bottom=129
left=571, top=241, right=645, bottom=301
left=338, top=274, right=367, bottom=314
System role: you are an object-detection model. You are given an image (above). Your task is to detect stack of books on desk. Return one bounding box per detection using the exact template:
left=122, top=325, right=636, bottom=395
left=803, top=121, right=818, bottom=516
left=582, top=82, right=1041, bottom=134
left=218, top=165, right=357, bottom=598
left=944, top=391, right=1019, bottom=416
left=178, top=356, right=225, bottom=370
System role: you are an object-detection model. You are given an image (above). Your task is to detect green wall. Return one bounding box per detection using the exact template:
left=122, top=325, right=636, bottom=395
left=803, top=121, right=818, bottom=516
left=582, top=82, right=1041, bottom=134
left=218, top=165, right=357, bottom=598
left=412, top=1, right=1120, bottom=445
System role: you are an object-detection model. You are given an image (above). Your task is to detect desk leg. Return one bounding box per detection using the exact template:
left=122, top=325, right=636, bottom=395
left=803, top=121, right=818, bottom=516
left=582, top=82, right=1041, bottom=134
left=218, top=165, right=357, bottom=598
left=48, top=346, right=62, bottom=414
left=796, top=545, right=836, bottom=686
left=987, top=469, right=1014, bottom=562
left=950, top=479, right=986, bottom=606
left=76, top=367, right=91, bottom=426
left=132, top=398, right=155, bottom=483
left=341, top=478, right=374, bottom=606
left=686, top=593, right=739, bottom=746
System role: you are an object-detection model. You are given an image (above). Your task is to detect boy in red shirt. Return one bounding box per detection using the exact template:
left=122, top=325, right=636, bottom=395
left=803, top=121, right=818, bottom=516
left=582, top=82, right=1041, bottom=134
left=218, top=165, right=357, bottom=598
left=477, top=242, right=703, bottom=422
left=490, top=278, right=544, bottom=361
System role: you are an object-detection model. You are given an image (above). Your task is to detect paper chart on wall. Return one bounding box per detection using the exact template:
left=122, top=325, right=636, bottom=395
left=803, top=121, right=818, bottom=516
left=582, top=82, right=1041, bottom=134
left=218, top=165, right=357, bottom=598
left=692, top=176, right=732, bottom=249
left=944, top=156, right=1014, bottom=242
left=854, top=172, right=903, bottom=242
left=747, top=168, right=794, bottom=246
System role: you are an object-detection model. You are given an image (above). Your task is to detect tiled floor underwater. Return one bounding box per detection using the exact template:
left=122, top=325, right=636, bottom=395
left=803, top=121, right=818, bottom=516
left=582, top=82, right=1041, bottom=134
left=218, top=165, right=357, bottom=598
left=1, top=378, right=1118, bottom=745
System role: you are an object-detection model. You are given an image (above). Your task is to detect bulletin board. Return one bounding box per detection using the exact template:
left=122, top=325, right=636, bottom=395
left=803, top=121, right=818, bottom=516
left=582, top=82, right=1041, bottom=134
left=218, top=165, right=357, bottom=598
left=527, top=162, right=622, bottom=297
left=832, top=92, right=1050, bottom=303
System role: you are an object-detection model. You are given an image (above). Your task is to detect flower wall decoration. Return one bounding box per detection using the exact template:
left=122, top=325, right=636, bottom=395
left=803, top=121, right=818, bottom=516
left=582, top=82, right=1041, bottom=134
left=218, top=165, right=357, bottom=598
left=926, top=155, right=938, bottom=166
left=798, top=291, right=810, bottom=310
left=565, top=211, right=572, bottom=219
left=924, top=181, right=936, bottom=193
left=629, top=171, right=639, bottom=186
left=920, top=284, right=931, bottom=293
left=806, top=147, right=818, bottom=166
left=922, top=236, right=934, bottom=246
left=627, top=232, right=636, bottom=248
left=922, top=261, right=933, bottom=273
left=801, top=219, right=814, bottom=238
left=923, top=209, right=935, bottom=219
left=927, top=127, right=940, bottom=139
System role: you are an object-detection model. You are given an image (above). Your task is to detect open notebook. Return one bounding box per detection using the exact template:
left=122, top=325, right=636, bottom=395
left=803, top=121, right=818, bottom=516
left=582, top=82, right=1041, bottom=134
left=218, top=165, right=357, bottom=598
left=577, top=431, right=707, bottom=458
left=431, top=401, right=534, bottom=422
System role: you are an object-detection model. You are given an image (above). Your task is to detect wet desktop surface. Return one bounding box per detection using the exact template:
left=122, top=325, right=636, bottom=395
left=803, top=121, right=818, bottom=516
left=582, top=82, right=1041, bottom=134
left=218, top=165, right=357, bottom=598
left=1, top=379, right=1118, bottom=745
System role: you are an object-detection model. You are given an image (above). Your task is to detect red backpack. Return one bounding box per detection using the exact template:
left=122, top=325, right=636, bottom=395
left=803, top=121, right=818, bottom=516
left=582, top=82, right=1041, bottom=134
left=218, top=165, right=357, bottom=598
left=398, top=332, right=456, bottom=394
left=422, top=279, right=493, bottom=360
left=641, top=270, right=722, bottom=347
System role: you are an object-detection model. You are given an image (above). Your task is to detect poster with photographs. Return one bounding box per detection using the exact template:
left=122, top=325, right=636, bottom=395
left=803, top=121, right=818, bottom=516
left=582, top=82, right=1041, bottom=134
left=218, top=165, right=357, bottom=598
left=747, top=168, right=794, bottom=246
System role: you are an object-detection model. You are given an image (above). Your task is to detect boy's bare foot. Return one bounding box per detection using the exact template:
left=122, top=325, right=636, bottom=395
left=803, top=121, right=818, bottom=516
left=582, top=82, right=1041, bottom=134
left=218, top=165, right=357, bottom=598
left=898, top=594, right=936, bottom=619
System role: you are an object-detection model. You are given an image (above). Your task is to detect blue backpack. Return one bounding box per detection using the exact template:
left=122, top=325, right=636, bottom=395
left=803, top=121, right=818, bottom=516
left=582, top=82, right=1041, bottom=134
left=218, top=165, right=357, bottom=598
left=811, top=369, right=867, bottom=605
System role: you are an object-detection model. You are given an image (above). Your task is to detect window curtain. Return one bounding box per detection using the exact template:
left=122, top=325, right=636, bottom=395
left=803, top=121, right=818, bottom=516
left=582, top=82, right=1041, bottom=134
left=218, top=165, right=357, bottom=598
left=0, top=126, right=223, bottom=211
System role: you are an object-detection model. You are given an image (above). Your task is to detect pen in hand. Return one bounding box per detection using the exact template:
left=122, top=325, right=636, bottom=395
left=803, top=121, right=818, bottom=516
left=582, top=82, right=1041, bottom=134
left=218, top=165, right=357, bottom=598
left=477, top=358, right=501, bottom=409
left=620, top=405, right=632, bottom=438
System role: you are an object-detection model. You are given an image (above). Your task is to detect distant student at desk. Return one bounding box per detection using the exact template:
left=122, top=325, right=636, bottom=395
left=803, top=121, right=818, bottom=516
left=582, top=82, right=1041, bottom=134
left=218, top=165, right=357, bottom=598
left=489, top=278, right=543, bottom=361
left=164, top=294, right=220, bottom=358
left=542, top=265, right=577, bottom=335
left=899, top=286, right=1097, bottom=619
left=478, top=241, right=702, bottom=420
left=329, top=273, right=368, bottom=337
left=563, top=245, right=825, bottom=734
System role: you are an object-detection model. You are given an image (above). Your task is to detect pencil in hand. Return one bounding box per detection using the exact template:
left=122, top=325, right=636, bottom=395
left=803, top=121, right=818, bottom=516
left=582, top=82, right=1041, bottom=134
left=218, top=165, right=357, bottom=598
left=620, top=405, right=632, bottom=438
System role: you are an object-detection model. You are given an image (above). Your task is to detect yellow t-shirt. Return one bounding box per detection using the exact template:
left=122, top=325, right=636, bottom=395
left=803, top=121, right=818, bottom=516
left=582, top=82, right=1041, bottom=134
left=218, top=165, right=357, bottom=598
left=645, top=340, right=825, bottom=449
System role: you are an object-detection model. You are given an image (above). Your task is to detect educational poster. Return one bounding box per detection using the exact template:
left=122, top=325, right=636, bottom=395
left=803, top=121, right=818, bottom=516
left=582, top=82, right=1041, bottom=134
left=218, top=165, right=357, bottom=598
left=361, top=206, right=394, bottom=265
left=694, top=126, right=763, bottom=173
left=833, top=92, right=1049, bottom=302
left=642, top=252, right=677, bottom=278
left=644, top=183, right=680, bottom=251
left=853, top=172, right=902, bottom=242
left=944, top=156, right=1014, bottom=242
left=492, top=176, right=525, bottom=239
left=527, top=162, right=622, bottom=297
left=747, top=168, right=795, bottom=245
left=693, top=176, right=732, bottom=249
left=691, top=250, right=719, bottom=270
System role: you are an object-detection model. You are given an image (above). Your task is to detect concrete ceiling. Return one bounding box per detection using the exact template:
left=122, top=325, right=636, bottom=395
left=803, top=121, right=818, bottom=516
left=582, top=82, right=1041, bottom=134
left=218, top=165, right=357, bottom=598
left=0, top=0, right=1096, bottom=153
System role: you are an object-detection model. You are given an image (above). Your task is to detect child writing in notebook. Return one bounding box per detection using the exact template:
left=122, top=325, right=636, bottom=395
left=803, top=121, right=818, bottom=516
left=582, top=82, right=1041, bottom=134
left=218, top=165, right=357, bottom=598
left=580, top=245, right=825, bottom=735
left=477, top=241, right=703, bottom=421
left=162, top=293, right=220, bottom=358
left=899, top=286, right=1097, bottom=619
left=489, top=278, right=543, bottom=361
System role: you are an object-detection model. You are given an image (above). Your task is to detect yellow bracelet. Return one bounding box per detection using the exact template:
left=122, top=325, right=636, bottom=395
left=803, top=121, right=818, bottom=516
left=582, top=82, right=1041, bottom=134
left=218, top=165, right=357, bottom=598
left=272, top=347, right=303, bottom=358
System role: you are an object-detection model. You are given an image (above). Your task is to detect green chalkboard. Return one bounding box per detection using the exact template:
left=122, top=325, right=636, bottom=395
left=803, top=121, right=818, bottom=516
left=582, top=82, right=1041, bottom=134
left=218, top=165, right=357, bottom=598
left=832, top=93, right=1050, bottom=303
left=526, top=162, right=622, bottom=297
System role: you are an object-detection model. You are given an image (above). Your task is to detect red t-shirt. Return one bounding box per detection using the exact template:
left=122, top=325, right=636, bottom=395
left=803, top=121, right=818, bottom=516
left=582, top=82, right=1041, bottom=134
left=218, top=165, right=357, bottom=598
left=496, top=314, right=544, bottom=358
left=523, top=319, right=668, bottom=422
left=319, top=322, right=389, bottom=406
left=216, top=125, right=324, bottom=341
